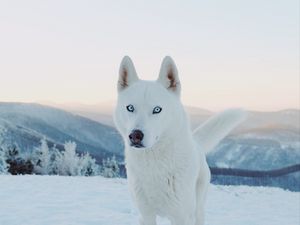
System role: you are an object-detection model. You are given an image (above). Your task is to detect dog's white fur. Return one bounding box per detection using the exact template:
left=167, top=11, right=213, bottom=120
left=114, top=56, right=246, bottom=225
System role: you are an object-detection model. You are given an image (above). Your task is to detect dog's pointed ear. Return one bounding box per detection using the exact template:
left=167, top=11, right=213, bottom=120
left=118, top=56, right=139, bottom=92
left=157, top=56, right=181, bottom=96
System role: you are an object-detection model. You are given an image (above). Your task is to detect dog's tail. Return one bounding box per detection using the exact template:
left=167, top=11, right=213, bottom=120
left=193, top=109, right=247, bottom=154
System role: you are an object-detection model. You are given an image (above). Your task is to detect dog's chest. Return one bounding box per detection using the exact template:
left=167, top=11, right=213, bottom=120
left=126, top=150, right=189, bottom=214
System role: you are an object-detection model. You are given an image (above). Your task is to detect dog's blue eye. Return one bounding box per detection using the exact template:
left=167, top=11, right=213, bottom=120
left=126, top=104, right=134, bottom=112
left=153, top=106, right=162, bottom=114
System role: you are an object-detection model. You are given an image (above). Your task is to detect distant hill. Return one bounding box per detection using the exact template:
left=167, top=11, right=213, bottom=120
left=38, top=101, right=115, bottom=126
left=45, top=101, right=300, bottom=130
left=207, top=109, right=300, bottom=170
left=55, top=102, right=299, bottom=170
left=0, top=102, right=124, bottom=162
left=1, top=102, right=299, bottom=171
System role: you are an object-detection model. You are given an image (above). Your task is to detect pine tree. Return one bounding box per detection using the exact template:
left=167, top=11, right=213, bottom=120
left=78, top=152, right=100, bottom=176
left=62, top=141, right=79, bottom=176
left=33, top=138, right=51, bottom=175
left=101, top=156, right=120, bottom=178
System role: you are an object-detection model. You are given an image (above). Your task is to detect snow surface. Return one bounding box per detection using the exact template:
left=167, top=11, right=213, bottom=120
left=0, top=175, right=299, bottom=225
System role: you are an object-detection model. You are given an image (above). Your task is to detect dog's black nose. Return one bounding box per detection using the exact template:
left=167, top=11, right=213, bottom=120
left=129, top=129, right=144, bottom=147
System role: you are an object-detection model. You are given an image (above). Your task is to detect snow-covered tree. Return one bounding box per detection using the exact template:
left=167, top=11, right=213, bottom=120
left=33, top=138, right=51, bottom=175
left=4, top=145, right=33, bottom=175
left=78, top=152, right=100, bottom=176
left=61, top=141, right=79, bottom=176
left=49, top=146, right=63, bottom=175
left=101, top=156, right=120, bottom=178
left=0, top=138, right=100, bottom=176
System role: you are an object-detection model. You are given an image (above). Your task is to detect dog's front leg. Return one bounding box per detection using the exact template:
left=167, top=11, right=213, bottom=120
left=169, top=194, right=197, bottom=225
left=135, top=196, right=156, bottom=225
left=129, top=184, right=157, bottom=225
left=136, top=201, right=156, bottom=225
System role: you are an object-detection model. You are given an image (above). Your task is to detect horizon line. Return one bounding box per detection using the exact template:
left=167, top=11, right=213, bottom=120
left=0, top=100, right=299, bottom=113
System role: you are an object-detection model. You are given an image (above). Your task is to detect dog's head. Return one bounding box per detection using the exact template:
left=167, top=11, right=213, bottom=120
left=114, top=56, right=184, bottom=150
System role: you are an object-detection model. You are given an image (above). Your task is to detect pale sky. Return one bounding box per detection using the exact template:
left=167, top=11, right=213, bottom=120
left=0, top=0, right=299, bottom=111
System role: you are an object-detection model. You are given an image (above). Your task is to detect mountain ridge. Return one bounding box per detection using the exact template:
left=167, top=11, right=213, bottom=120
left=0, top=102, right=299, bottom=170
left=0, top=102, right=124, bottom=162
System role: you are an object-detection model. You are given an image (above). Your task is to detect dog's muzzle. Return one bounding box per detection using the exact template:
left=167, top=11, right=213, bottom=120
left=129, top=129, right=144, bottom=148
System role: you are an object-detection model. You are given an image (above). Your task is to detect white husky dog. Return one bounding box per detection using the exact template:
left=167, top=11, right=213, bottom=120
left=114, top=56, right=245, bottom=225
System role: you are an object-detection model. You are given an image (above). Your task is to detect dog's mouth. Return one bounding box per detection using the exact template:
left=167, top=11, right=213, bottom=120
left=130, top=143, right=145, bottom=148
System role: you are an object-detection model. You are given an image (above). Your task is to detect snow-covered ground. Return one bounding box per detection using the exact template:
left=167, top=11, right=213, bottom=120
left=0, top=175, right=298, bottom=225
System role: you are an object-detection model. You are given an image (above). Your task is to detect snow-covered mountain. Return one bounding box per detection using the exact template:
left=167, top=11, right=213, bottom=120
left=208, top=135, right=300, bottom=170
left=0, top=102, right=124, bottom=162
left=38, top=101, right=116, bottom=126
left=1, top=102, right=299, bottom=172
left=43, top=101, right=215, bottom=127
left=46, top=101, right=300, bottom=131
left=52, top=102, right=300, bottom=170
left=207, top=109, right=300, bottom=170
